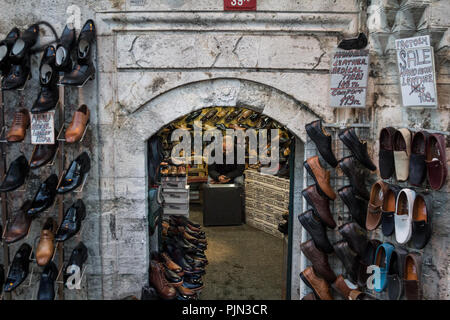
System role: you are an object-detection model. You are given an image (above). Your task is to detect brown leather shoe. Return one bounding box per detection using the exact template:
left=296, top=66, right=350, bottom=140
left=304, top=156, right=336, bottom=200
left=426, top=133, right=448, bottom=191
left=6, top=108, right=30, bottom=142
left=300, top=266, right=333, bottom=300
left=300, top=240, right=336, bottom=283
left=332, top=275, right=352, bottom=299
left=30, top=139, right=58, bottom=169
left=404, top=253, right=422, bottom=300
left=302, top=293, right=317, bottom=300
left=366, top=180, right=389, bottom=231
left=149, top=261, right=177, bottom=300
left=302, top=184, right=336, bottom=229
left=184, top=232, right=207, bottom=244
left=3, top=201, right=33, bottom=244
left=65, top=104, right=90, bottom=143
left=161, top=252, right=184, bottom=276
left=348, top=290, right=377, bottom=300
left=36, top=218, right=57, bottom=266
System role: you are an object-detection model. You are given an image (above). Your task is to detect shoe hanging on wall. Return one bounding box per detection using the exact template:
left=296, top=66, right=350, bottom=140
left=3, top=200, right=33, bottom=244
left=379, top=127, right=397, bottom=179
left=55, top=199, right=86, bottom=242
left=37, top=261, right=58, bottom=300
left=6, top=108, right=30, bottom=143
left=298, top=209, right=333, bottom=254
left=3, top=243, right=32, bottom=292
left=0, top=27, right=20, bottom=76
left=59, top=20, right=96, bottom=87
left=338, top=156, right=370, bottom=200
left=426, top=133, right=448, bottom=191
left=305, top=120, right=338, bottom=168
left=411, top=193, right=432, bottom=249
left=27, top=174, right=58, bottom=217
left=35, top=218, right=57, bottom=266
left=55, top=24, right=77, bottom=73
left=29, top=136, right=58, bottom=169
left=31, top=45, right=59, bottom=114
left=337, top=33, right=368, bottom=50
left=65, top=104, right=90, bottom=143
left=56, top=152, right=91, bottom=194
left=409, top=131, right=429, bottom=186
left=381, top=184, right=402, bottom=237
left=339, top=127, right=377, bottom=171
left=0, top=155, right=29, bottom=192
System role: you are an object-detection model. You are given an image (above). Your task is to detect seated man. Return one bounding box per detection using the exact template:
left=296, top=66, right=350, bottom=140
left=207, top=136, right=245, bottom=185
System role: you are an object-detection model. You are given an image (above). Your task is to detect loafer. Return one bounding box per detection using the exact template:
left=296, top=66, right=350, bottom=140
left=31, top=45, right=59, bottom=114
left=3, top=200, right=33, bottom=244
left=30, top=139, right=58, bottom=169
left=373, top=242, right=395, bottom=292
left=300, top=240, right=336, bottom=283
left=303, top=156, right=336, bottom=200
left=65, top=105, right=90, bottom=143
left=409, top=131, right=429, bottom=186
left=366, top=180, right=389, bottom=231
left=395, top=188, right=416, bottom=244
left=0, top=27, right=20, bottom=76
left=338, top=222, right=368, bottom=258
left=426, top=133, right=448, bottom=190
left=338, top=156, right=370, bottom=200
left=298, top=210, right=333, bottom=254
left=300, top=266, right=333, bottom=300
left=333, top=240, right=359, bottom=284
left=381, top=185, right=402, bottom=237
left=55, top=199, right=86, bottom=242
left=393, top=128, right=412, bottom=181
left=338, top=185, right=367, bottom=229
left=57, top=152, right=91, bottom=194
left=36, top=218, right=57, bottom=266
left=338, top=127, right=376, bottom=171
left=55, top=24, right=77, bottom=73
left=337, top=33, right=368, bottom=50
left=411, top=193, right=432, bottom=249
left=37, top=262, right=58, bottom=300
left=6, top=108, right=30, bottom=142
left=302, top=184, right=336, bottom=229
left=3, top=243, right=32, bottom=292
left=0, top=155, right=29, bottom=192
left=305, top=120, right=338, bottom=167
left=379, top=127, right=397, bottom=179
left=387, top=247, right=408, bottom=300
left=27, top=174, right=58, bottom=217
left=403, top=253, right=422, bottom=300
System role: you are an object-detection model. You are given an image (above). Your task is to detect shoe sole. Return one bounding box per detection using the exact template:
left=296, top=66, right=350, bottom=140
left=303, top=161, right=333, bottom=200
left=299, top=272, right=321, bottom=300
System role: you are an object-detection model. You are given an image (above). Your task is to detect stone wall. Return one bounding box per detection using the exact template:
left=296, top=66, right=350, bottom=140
left=0, top=0, right=448, bottom=300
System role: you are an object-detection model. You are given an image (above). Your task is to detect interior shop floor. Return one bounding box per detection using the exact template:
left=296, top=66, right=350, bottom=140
left=189, top=204, right=285, bottom=300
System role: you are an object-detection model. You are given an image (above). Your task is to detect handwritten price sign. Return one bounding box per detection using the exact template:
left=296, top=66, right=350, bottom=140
left=329, top=49, right=369, bottom=108
left=224, top=0, right=257, bottom=11
left=31, top=111, right=55, bottom=144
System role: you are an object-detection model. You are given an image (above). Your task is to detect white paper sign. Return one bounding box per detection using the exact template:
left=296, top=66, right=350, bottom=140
left=329, top=49, right=369, bottom=108
left=31, top=111, right=55, bottom=144
left=395, top=35, right=437, bottom=107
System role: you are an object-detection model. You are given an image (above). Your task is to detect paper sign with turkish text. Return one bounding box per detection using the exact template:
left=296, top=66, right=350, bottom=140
left=31, top=111, right=55, bottom=145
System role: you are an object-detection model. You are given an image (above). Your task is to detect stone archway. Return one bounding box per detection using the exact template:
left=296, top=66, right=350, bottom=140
left=99, top=78, right=322, bottom=299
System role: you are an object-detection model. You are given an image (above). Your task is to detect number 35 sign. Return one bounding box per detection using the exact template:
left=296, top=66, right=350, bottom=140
left=224, top=0, right=257, bottom=11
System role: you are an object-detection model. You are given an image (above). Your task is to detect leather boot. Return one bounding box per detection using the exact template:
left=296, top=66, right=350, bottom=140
left=149, top=261, right=176, bottom=300
left=305, top=120, right=338, bottom=168
left=6, top=108, right=30, bottom=142
left=302, top=184, right=336, bottom=229
left=338, top=156, right=370, bottom=200
left=303, top=156, right=336, bottom=200
left=339, top=127, right=376, bottom=171
left=65, top=105, right=90, bottom=143
left=36, top=218, right=57, bottom=266
left=338, top=222, right=368, bottom=258
left=338, top=185, right=368, bottom=229
left=300, top=266, right=333, bottom=300
left=300, top=240, right=336, bottom=283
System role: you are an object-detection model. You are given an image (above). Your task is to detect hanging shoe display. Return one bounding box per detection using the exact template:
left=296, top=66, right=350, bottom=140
left=56, top=152, right=91, bottom=194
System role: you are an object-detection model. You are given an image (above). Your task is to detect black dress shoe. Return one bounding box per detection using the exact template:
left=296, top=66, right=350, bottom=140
left=59, top=20, right=96, bottom=87
left=338, top=156, right=370, bottom=200
left=31, top=46, right=59, bottom=114
left=338, top=185, right=368, bottom=229
left=305, top=120, right=338, bottom=168
left=55, top=24, right=77, bottom=72
left=27, top=174, right=58, bottom=217
left=0, top=155, right=29, bottom=192
left=65, top=242, right=88, bottom=279
left=9, top=24, right=39, bottom=63
left=339, top=128, right=376, bottom=171
left=55, top=199, right=86, bottom=242
left=0, top=27, right=20, bottom=76
left=37, top=261, right=58, bottom=300
left=298, top=210, right=333, bottom=254
left=57, top=152, right=91, bottom=194
left=338, top=222, right=368, bottom=258
left=30, top=139, right=58, bottom=169
left=338, top=33, right=368, bottom=50
left=4, top=243, right=32, bottom=292
left=333, top=240, right=359, bottom=284
left=1, top=58, right=31, bottom=90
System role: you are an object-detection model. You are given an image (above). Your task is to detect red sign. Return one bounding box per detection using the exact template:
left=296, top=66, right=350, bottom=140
left=224, top=0, right=257, bottom=11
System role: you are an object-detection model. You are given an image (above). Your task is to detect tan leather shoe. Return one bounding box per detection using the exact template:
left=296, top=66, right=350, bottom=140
left=6, top=109, right=30, bottom=142
left=393, top=128, right=411, bottom=181
left=36, top=218, right=57, bottom=266
left=366, top=180, right=389, bottom=230
left=300, top=266, right=333, bottom=300
left=149, top=261, right=177, bottom=300
left=304, top=156, right=336, bottom=200
left=3, top=201, right=33, bottom=244
left=65, top=104, right=90, bottom=143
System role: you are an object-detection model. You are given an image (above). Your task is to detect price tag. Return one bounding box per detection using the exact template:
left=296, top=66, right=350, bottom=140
left=31, top=111, right=55, bottom=145
left=224, top=0, right=257, bottom=11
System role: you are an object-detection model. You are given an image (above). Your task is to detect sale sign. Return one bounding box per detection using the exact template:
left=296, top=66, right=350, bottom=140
left=329, top=49, right=370, bottom=108
left=224, top=0, right=257, bottom=11
left=31, top=111, right=55, bottom=144
left=395, top=35, right=437, bottom=107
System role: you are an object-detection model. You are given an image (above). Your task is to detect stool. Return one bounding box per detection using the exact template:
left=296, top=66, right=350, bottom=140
left=203, top=184, right=243, bottom=226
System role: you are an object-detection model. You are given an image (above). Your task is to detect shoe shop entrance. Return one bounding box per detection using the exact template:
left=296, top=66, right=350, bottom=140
left=147, top=106, right=299, bottom=300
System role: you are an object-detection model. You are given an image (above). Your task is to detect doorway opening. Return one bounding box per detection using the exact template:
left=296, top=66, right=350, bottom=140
left=147, top=106, right=299, bottom=300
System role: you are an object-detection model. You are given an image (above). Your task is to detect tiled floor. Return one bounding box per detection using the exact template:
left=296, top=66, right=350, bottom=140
left=189, top=204, right=285, bottom=300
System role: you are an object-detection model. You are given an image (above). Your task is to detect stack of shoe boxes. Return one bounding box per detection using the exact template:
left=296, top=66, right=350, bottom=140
left=161, top=176, right=190, bottom=217
left=244, top=170, right=289, bottom=239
